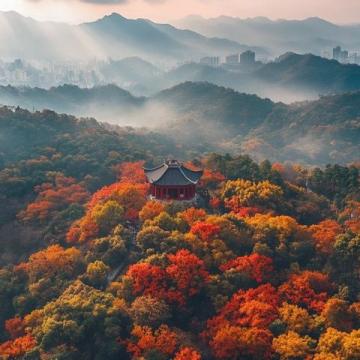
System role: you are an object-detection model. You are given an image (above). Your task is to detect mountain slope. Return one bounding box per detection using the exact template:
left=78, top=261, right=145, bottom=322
left=153, top=81, right=275, bottom=131
left=0, top=81, right=358, bottom=164
left=174, top=16, right=360, bottom=56
left=0, top=11, right=262, bottom=63
left=156, top=54, right=360, bottom=101
left=255, top=52, right=360, bottom=92
left=0, top=11, right=89, bottom=60
left=0, top=84, right=145, bottom=125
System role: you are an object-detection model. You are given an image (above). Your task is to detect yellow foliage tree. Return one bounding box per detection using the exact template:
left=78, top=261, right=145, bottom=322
left=279, top=303, right=313, bottom=334
left=221, top=179, right=283, bottom=211
left=272, top=331, right=312, bottom=360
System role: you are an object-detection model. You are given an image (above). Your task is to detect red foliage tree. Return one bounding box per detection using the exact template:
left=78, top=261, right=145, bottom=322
left=5, top=317, right=25, bottom=339
left=127, top=250, right=209, bottom=306
left=167, top=249, right=209, bottom=300
left=220, top=253, right=274, bottom=283
left=190, top=222, right=221, bottom=242
left=279, top=271, right=334, bottom=313
left=206, top=284, right=279, bottom=338
left=234, top=206, right=262, bottom=218
left=209, top=197, right=222, bottom=210
left=200, top=169, right=226, bottom=189
left=339, top=201, right=360, bottom=234
left=272, top=162, right=286, bottom=176
left=127, top=262, right=168, bottom=299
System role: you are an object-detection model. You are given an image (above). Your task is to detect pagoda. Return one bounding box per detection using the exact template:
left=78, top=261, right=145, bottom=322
left=144, top=160, right=203, bottom=201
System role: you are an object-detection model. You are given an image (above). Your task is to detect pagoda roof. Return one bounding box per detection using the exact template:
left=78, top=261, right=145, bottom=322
left=144, top=160, right=203, bottom=186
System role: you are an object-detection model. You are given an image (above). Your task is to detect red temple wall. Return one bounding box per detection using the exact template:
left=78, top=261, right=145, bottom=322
left=150, top=184, right=196, bottom=200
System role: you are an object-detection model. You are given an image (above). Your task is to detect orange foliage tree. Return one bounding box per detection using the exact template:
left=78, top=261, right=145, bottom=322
left=0, top=335, right=37, bottom=358
left=18, top=175, right=89, bottom=223
left=66, top=214, right=100, bottom=244
left=178, top=207, right=207, bottom=226
left=321, top=298, right=353, bottom=331
left=15, top=245, right=82, bottom=284
left=117, top=161, right=146, bottom=184
left=174, top=347, right=202, bottom=360
left=87, top=182, right=148, bottom=220
left=126, top=325, right=178, bottom=358
left=139, top=201, right=165, bottom=222
left=209, top=325, right=273, bottom=359
left=309, top=220, right=343, bottom=255
left=67, top=181, right=148, bottom=243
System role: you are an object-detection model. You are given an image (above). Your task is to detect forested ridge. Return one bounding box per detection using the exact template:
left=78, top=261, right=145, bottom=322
left=1, top=82, right=359, bottom=164
left=0, top=107, right=359, bottom=359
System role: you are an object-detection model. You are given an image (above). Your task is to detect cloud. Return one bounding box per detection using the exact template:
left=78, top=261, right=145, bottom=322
left=25, top=0, right=127, bottom=3
left=82, top=0, right=152, bottom=3
left=25, top=0, right=166, bottom=3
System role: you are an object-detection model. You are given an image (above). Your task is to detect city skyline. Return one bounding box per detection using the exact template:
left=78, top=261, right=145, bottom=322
left=0, top=0, right=360, bottom=24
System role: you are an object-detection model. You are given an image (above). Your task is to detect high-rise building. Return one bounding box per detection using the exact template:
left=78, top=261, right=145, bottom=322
left=333, top=46, right=350, bottom=63
left=240, top=50, right=256, bottom=66
left=333, top=46, right=342, bottom=61
left=225, top=54, right=239, bottom=64
left=200, top=56, right=220, bottom=66
left=340, top=50, right=349, bottom=63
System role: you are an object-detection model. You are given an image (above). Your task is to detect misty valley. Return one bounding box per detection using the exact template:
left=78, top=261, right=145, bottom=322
left=0, top=82, right=359, bottom=165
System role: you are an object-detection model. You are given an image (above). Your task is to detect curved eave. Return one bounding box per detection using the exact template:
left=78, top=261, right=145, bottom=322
left=179, top=167, right=202, bottom=185
left=144, top=162, right=203, bottom=186
left=143, top=164, right=167, bottom=172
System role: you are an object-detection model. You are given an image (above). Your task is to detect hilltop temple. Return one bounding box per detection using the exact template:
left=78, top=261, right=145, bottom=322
left=144, top=160, right=203, bottom=201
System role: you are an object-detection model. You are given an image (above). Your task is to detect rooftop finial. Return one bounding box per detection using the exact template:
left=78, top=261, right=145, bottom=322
left=166, top=159, right=181, bottom=167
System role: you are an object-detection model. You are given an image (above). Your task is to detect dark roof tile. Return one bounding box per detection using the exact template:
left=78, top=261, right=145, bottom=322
left=144, top=160, right=203, bottom=186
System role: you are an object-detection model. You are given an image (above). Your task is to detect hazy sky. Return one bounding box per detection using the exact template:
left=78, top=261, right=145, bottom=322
left=1, top=0, right=360, bottom=24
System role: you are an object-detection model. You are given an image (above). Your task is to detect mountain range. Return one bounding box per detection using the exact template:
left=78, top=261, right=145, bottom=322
left=0, top=11, right=261, bottom=64
left=102, top=52, right=360, bottom=102
left=174, top=16, right=360, bottom=56
left=0, top=81, right=358, bottom=165
left=4, top=51, right=360, bottom=102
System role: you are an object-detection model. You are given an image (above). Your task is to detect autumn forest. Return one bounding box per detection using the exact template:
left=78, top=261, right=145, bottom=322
left=0, top=107, right=358, bottom=359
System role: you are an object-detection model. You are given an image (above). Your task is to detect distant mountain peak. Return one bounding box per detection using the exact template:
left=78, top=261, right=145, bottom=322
left=98, top=12, right=127, bottom=22
left=1, top=10, right=36, bottom=23
left=275, top=52, right=298, bottom=62
left=303, top=16, right=334, bottom=24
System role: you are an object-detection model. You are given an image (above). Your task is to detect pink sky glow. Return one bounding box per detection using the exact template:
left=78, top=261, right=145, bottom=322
left=0, top=0, right=359, bottom=24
